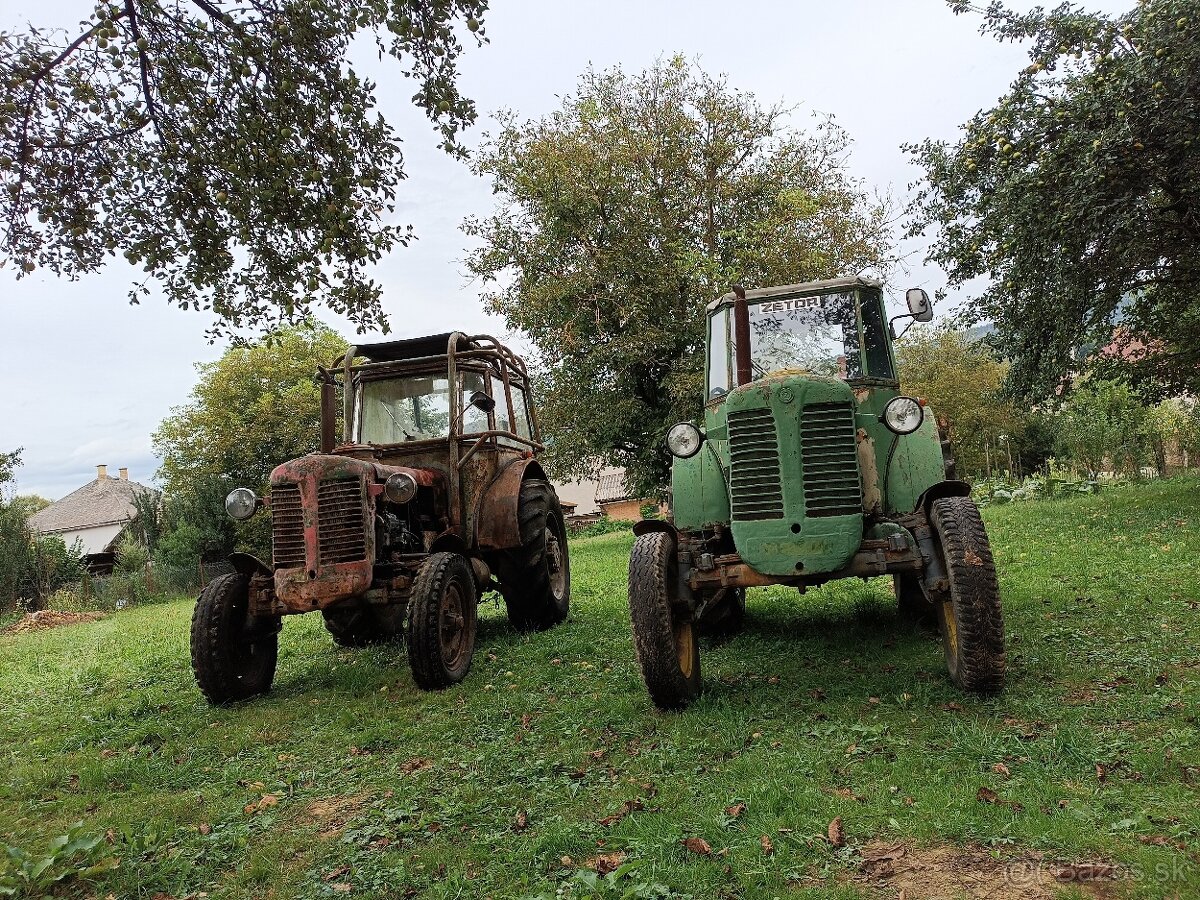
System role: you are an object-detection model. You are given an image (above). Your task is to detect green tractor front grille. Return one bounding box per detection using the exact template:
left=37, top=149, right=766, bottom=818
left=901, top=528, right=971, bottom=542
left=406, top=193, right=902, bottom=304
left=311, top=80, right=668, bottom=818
left=728, top=409, right=785, bottom=520
left=800, top=403, right=861, bottom=516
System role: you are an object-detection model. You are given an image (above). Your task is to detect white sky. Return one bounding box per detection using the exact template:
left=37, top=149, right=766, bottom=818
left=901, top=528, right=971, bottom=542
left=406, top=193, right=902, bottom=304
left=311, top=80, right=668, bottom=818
left=1, top=0, right=1128, bottom=499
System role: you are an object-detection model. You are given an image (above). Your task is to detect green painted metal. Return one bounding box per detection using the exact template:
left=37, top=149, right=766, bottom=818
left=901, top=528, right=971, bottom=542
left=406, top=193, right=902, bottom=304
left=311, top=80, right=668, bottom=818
left=671, top=279, right=952, bottom=580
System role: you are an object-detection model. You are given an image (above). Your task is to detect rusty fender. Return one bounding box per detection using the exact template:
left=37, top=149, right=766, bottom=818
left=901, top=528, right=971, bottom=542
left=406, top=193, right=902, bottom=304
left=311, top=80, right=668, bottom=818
left=474, top=456, right=547, bottom=551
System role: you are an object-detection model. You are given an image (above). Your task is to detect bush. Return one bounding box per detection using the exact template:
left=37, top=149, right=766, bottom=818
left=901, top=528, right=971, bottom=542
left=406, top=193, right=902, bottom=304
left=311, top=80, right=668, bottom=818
left=571, top=517, right=635, bottom=538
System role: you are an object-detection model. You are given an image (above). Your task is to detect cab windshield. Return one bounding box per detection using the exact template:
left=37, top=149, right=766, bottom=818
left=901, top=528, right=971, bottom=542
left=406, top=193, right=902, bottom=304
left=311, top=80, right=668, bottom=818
left=748, top=292, right=861, bottom=379
left=357, top=373, right=488, bottom=443
left=706, top=289, right=895, bottom=399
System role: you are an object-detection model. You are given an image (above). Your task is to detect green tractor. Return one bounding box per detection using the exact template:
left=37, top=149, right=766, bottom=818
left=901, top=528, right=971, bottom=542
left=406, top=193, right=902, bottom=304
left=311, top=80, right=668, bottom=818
left=628, top=277, right=1004, bottom=710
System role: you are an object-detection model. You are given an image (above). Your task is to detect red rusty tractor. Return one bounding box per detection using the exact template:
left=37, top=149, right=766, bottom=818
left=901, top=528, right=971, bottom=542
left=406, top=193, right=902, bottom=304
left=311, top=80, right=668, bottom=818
left=189, top=332, right=571, bottom=704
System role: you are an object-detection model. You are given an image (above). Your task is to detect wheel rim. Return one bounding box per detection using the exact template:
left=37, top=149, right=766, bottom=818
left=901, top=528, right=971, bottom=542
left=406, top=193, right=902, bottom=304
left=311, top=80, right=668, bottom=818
left=673, top=617, right=695, bottom=679
left=546, top=526, right=567, bottom=599
left=438, top=581, right=470, bottom=669
left=940, top=598, right=959, bottom=667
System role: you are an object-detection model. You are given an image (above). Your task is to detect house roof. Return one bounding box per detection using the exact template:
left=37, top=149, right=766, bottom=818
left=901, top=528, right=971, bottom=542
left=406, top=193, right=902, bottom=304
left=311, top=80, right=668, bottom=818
left=596, top=470, right=631, bottom=505
left=28, top=474, right=156, bottom=535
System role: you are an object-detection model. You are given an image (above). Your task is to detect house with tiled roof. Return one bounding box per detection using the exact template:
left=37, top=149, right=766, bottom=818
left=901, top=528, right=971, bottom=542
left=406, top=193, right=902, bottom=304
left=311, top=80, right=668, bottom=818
left=553, top=467, right=665, bottom=523
left=28, top=465, right=156, bottom=572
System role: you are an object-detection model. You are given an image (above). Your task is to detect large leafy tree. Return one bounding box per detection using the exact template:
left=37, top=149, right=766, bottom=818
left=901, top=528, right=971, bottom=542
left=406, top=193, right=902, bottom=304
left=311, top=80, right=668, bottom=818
left=1, top=0, right=487, bottom=335
left=465, top=58, right=893, bottom=493
left=153, top=322, right=347, bottom=558
left=906, top=0, right=1200, bottom=397
left=896, top=328, right=1029, bottom=476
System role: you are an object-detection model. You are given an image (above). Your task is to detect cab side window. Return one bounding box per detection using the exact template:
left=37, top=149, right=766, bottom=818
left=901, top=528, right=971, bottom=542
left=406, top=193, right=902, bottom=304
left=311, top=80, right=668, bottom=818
left=510, top=387, right=533, bottom=441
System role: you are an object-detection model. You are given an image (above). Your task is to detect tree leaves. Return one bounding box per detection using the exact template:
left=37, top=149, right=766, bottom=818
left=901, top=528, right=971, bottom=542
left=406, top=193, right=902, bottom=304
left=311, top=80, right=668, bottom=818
left=0, top=0, right=488, bottom=336
left=465, top=57, right=894, bottom=493
left=906, top=0, right=1200, bottom=398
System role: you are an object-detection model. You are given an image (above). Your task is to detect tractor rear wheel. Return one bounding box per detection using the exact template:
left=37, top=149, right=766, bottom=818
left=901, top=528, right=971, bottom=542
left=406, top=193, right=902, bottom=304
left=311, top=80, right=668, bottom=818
left=930, top=497, right=1006, bottom=693
left=406, top=552, right=478, bottom=689
left=190, top=573, right=279, bottom=705
left=501, top=479, right=571, bottom=631
left=628, top=531, right=700, bottom=710
left=322, top=604, right=404, bottom=647
left=696, top=587, right=746, bottom=639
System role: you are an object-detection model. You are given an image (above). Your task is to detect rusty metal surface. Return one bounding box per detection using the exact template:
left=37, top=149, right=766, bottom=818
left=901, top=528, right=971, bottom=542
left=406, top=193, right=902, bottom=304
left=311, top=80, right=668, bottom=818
left=268, top=454, right=444, bottom=612
left=474, top=456, right=541, bottom=551
left=733, top=285, right=752, bottom=386
left=687, top=538, right=923, bottom=591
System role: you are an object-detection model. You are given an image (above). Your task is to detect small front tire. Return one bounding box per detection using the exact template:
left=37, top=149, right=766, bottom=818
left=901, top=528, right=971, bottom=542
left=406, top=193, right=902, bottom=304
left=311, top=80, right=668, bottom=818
left=628, top=532, right=700, bottom=710
left=930, top=497, right=1006, bottom=693
left=406, top=553, right=478, bottom=689
left=190, top=573, right=279, bottom=705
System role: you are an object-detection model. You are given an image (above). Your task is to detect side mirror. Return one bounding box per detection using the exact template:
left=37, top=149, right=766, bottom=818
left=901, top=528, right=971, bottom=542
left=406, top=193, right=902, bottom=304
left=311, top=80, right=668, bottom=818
left=906, top=288, right=934, bottom=323
left=468, top=390, right=496, bottom=413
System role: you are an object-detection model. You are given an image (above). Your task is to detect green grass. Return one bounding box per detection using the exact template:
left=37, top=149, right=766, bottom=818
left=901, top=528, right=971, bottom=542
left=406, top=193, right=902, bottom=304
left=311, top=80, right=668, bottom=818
left=2, top=477, right=1199, bottom=898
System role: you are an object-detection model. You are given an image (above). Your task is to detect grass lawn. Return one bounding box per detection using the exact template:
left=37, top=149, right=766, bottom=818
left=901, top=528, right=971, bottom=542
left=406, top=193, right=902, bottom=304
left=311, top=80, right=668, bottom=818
left=2, top=477, right=1199, bottom=899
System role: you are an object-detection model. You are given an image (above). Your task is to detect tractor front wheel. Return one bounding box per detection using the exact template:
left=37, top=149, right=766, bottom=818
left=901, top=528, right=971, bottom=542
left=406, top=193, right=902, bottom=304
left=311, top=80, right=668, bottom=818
left=628, top=532, right=701, bottom=710
left=930, top=497, right=1006, bottom=693
left=406, top=552, right=478, bottom=689
left=190, top=573, right=279, bottom=705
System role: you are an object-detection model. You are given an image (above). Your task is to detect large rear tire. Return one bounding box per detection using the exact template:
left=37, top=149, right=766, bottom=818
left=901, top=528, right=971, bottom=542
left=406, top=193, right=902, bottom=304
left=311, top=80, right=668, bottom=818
left=930, top=497, right=1006, bottom=693
left=500, top=479, right=571, bottom=632
left=406, top=553, right=478, bottom=690
left=628, top=532, right=700, bottom=710
left=190, top=573, right=279, bottom=705
left=322, top=604, right=404, bottom=647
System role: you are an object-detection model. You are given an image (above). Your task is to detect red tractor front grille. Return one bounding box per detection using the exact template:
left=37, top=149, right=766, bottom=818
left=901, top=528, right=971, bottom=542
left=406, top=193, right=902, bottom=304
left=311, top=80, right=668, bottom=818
left=317, top=478, right=368, bottom=564
left=270, top=483, right=305, bottom=569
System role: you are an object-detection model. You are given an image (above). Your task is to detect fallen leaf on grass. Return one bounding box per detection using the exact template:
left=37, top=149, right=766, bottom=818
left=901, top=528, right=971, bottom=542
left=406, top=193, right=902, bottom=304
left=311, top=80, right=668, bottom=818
left=827, top=816, right=845, bottom=847
left=324, top=867, right=350, bottom=882
left=244, top=794, right=279, bottom=815
left=1095, top=763, right=1108, bottom=783
left=760, top=834, right=774, bottom=855
left=976, top=786, right=999, bottom=804
left=725, top=803, right=746, bottom=819
left=681, top=837, right=712, bottom=855
left=588, top=852, right=626, bottom=875
left=330, top=884, right=351, bottom=894
left=399, top=758, right=431, bottom=775
left=992, top=762, right=1011, bottom=776
left=198, top=823, right=211, bottom=835
left=514, top=810, right=528, bottom=831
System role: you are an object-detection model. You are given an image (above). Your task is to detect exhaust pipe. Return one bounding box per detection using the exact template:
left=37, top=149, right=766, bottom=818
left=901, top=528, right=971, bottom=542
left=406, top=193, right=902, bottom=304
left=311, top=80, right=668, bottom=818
left=319, top=374, right=337, bottom=453
left=732, top=284, right=752, bottom=386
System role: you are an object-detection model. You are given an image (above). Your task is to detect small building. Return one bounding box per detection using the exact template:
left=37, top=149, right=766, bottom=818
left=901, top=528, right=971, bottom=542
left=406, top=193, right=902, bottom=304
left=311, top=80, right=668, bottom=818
left=595, top=469, right=646, bottom=521
left=28, top=465, right=156, bottom=573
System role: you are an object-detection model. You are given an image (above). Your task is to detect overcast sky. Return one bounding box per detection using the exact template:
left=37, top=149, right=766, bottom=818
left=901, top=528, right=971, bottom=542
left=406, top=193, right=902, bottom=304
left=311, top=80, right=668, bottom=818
left=1, top=0, right=1128, bottom=499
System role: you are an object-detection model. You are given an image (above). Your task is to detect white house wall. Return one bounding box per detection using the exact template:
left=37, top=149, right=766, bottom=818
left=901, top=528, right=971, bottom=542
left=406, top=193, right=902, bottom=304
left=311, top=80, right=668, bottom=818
left=55, top=523, right=123, bottom=555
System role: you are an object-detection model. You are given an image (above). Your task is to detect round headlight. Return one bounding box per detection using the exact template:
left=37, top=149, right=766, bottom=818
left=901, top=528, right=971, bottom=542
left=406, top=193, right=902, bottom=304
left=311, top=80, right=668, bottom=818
left=225, top=487, right=260, bottom=521
left=882, top=396, right=924, bottom=435
left=384, top=471, right=418, bottom=504
left=666, top=422, right=703, bottom=459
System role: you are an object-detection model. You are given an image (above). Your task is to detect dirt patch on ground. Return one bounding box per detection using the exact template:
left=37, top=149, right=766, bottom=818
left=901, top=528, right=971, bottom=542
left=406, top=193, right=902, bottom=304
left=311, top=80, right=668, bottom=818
left=2, top=610, right=104, bottom=634
left=845, top=841, right=1121, bottom=899
left=303, top=793, right=371, bottom=839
